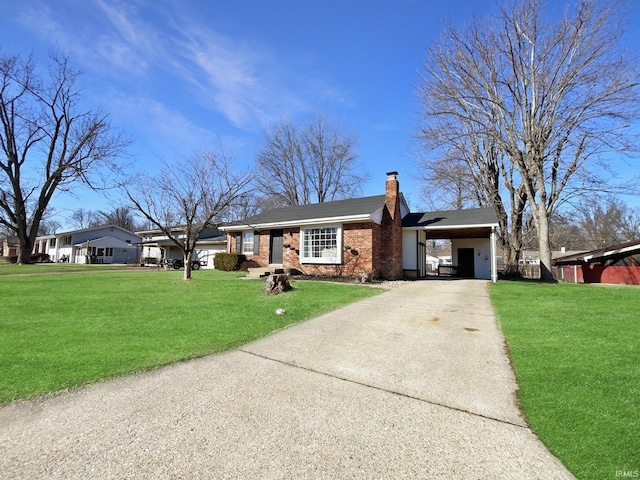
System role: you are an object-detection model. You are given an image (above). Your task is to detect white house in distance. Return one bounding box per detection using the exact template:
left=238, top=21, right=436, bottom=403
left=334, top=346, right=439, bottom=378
left=33, top=225, right=141, bottom=264
left=136, top=225, right=227, bottom=269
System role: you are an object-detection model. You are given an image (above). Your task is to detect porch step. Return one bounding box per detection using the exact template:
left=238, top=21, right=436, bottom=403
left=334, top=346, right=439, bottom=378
left=245, top=266, right=285, bottom=279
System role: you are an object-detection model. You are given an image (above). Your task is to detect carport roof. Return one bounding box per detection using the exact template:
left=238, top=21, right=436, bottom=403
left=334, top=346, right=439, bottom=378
left=403, top=207, right=498, bottom=239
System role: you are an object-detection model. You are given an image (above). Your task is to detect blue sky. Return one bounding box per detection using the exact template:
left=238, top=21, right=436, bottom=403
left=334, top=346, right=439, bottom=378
left=1, top=0, right=639, bottom=227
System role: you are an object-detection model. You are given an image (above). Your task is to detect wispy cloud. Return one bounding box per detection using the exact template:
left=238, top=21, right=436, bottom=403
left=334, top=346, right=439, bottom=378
left=169, top=22, right=284, bottom=128
left=109, top=93, right=217, bottom=157
left=11, top=0, right=350, bottom=133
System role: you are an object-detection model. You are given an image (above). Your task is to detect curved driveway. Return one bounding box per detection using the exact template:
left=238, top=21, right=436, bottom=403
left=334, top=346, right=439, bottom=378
left=0, top=280, right=574, bottom=479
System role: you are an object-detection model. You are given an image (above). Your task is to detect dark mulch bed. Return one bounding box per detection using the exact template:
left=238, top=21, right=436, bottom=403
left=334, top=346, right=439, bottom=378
left=292, top=274, right=385, bottom=285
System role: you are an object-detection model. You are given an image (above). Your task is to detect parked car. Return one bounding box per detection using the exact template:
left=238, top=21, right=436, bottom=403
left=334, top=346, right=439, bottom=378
left=161, top=258, right=203, bottom=270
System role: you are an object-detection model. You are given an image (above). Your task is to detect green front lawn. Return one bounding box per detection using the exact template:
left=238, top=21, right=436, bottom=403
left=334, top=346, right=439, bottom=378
left=0, top=263, right=128, bottom=275
left=0, top=270, right=382, bottom=404
left=490, top=281, right=640, bottom=480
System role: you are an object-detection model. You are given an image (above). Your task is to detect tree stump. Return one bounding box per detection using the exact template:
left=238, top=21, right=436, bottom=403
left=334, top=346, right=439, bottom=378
left=265, top=274, right=292, bottom=295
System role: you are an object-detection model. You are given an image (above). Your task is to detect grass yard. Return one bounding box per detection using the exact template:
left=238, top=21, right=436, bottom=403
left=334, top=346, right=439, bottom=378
left=0, top=263, right=128, bottom=275
left=490, top=281, right=640, bottom=480
left=0, top=269, right=382, bottom=404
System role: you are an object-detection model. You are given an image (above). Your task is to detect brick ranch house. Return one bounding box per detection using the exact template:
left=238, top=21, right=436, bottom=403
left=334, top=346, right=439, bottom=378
left=220, top=172, right=499, bottom=281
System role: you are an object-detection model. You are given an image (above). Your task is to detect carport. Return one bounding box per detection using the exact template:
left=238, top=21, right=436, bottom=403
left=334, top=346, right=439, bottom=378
left=402, top=207, right=499, bottom=282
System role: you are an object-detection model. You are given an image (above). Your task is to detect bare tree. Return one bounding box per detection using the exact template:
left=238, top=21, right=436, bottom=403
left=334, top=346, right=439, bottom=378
left=0, top=51, right=127, bottom=264
left=71, top=205, right=140, bottom=231
left=416, top=130, right=529, bottom=275
left=124, top=149, right=250, bottom=280
left=97, top=205, right=139, bottom=231
left=417, top=154, right=481, bottom=210
left=69, top=208, right=102, bottom=230
left=575, top=195, right=637, bottom=248
left=37, top=218, right=62, bottom=236
left=416, top=0, right=640, bottom=280
left=218, top=193, right=281, bottom=223
left=254, top=111, right=367, bottom=206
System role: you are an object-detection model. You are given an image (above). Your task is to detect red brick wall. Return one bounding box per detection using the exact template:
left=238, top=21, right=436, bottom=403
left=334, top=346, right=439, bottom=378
left=229, top=225, right=381, bottom=277
left=229, top=231, right=271, bottom=267
left=281, top=224, right=376, bottom=277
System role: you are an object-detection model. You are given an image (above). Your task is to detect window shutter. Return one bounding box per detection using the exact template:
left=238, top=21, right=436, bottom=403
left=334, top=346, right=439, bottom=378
left=253, top=232, right=260, bottom=255
left=235, top=233, right=241, bottom=253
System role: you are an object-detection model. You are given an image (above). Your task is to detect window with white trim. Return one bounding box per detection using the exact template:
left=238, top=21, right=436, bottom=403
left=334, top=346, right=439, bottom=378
left=301, top=225, right=342, bottom=264
left=242, top=231, right=254, bottom=254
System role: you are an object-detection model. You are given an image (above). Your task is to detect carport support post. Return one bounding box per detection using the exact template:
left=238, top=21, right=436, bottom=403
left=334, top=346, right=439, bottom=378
left=490, top=227, right=498, bottom=283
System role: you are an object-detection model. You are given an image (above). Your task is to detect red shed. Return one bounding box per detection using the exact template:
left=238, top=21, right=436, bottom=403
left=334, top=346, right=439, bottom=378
left=553, top=240, right=640, bottom=285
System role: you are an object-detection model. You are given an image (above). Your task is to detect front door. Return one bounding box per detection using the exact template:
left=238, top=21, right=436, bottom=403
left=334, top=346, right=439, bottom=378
left=457, top=248, right=475, bottom=278
left=269, top=229, right=284, bottom=264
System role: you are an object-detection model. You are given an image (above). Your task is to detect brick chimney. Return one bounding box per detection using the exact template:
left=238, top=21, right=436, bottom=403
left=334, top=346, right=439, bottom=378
left=379, top=171, right=403, bottom=280
left=385, top=171, right=400, bottom=220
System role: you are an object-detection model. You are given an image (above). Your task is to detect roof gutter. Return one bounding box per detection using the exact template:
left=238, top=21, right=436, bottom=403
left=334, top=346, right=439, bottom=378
left=404, top=222, right=499, bottom=231
left=582, top=244, right=640, bottom=262
left=219, top=214, right=375, bottom=231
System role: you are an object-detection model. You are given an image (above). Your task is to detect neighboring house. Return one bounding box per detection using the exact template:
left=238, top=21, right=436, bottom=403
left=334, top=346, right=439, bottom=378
left=33, top=225, right=141, bottom=264
left=1, top=236, right=19, bottom=258
left=220, top=172, right=499, bottom=281
left=553, top=240, right=640, bottom=285
left=136, top=225, right=226, bottom=269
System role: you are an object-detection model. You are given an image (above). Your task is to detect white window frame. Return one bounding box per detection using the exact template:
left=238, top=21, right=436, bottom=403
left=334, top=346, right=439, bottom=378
left=242, top=231, right=254, bottom=254
left=300, top=225, right=342, bottom=264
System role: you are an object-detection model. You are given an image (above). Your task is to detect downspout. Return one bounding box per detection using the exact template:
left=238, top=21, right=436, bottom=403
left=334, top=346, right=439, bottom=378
left=490, top=226, right=498, bottom=283
left=416, top=230, right=420, bottom=278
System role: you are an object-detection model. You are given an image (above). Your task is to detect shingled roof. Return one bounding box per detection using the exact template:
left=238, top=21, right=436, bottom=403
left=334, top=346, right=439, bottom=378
left=403, top=207, right=498, bottom=228
left=221, top=195, right=388, bottom=229
left=402, top=207, right=499, bottom=239
left=553, top=239, right=640, bottom=265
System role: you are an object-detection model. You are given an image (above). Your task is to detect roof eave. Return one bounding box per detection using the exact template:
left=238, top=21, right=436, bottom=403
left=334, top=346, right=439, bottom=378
left=583, top=244, right=640, bottom=262
left=220, top=214, right=375, bottom=231
left=405, top=222, right=499, bottom=230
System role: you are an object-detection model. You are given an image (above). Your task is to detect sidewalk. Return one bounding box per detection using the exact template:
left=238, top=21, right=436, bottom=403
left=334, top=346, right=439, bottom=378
left=0, top=280, right=574, bottom=479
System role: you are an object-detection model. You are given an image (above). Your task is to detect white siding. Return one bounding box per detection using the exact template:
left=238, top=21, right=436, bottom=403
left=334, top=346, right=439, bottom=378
left=451, top=238, right=492, bottom=280
left=402, top=230, right=418, bottom=271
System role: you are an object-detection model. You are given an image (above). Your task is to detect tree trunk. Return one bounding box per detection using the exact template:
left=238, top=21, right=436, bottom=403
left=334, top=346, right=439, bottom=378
left=536, top=210, right=555, bottom=282
left=15, top=220, right=33, bottom=265
left=17, top=239, right=33, bottom=264
left=501, top=244, right=521, bottom=277
left=183, top=251, right=193, bottom=281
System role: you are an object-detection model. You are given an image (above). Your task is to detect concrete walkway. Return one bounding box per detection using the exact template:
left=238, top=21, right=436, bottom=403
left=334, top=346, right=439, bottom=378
left=0, top=280, right=574, bottom=479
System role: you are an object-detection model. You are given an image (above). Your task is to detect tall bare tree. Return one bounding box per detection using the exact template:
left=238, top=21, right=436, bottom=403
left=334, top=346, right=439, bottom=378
left=574, top=195, right=639, bottom=248
left=254, top=111, right=367, bottom=206
left=124, top=149, right=250, bottom=280
left=416, top=129, right=529, bottom=274
left=0, top=51, right=127, bottom=264
left=417, top=0, right=640, bottom=280
left=97, top=205, right=139, bottom=231
left=69, top=208, right=102, bottom=230
left=417, top=154, right=480, bottom=210
left=70, top=205, right=140, bottom=231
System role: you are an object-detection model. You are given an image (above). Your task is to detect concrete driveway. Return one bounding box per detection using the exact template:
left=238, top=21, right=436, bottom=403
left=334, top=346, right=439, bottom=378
left=0, top=279, right=574, bottom=479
